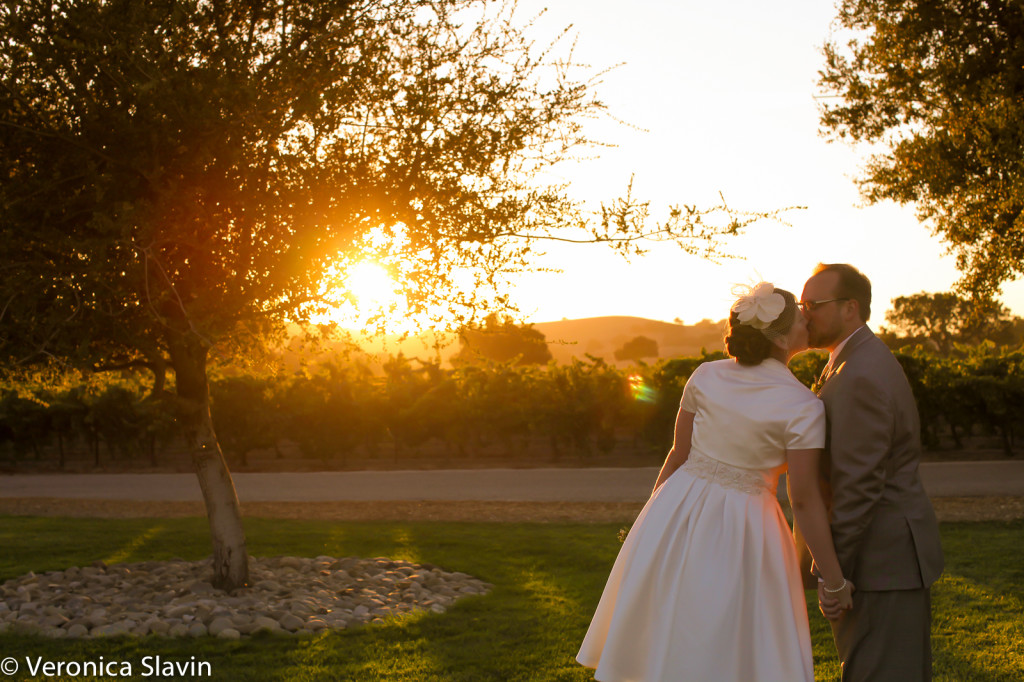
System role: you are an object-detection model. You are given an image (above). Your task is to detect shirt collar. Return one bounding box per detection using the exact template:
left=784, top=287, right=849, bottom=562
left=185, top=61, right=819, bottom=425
left=829, top=325, right=867, bottom=366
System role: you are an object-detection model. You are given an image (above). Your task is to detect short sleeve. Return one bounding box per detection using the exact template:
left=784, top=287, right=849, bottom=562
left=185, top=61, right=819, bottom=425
left=679, top=364, right=705, bottom=412
left=784, top=397, right=826, bottom=449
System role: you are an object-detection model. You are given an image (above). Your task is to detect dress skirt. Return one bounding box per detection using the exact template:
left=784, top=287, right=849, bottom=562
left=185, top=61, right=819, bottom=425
left=576, top=451, right=814, bottom=682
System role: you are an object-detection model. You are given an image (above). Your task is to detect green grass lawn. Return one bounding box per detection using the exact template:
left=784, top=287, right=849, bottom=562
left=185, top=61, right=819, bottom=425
left=0, top=516, right=1021, bottom=681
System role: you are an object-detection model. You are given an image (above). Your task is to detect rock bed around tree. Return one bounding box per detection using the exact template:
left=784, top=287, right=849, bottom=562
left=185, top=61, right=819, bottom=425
left=0, top=556, right=493, bottom=639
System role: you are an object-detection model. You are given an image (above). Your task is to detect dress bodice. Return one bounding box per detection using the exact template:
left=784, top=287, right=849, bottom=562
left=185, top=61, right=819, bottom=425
left=681, top=359, right=825, bottom=471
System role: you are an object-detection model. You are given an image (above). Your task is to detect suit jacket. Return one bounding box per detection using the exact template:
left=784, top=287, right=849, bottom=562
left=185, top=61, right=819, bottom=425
left=814, top=328, right=944, bottom=592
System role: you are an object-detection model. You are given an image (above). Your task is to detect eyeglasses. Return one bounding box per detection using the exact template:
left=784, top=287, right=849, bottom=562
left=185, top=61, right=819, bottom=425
left=798, top=298, right=849, bottom=312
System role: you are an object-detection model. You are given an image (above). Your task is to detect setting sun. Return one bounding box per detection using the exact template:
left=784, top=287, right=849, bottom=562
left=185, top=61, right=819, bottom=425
left=347, top=261, right=399, bottom=310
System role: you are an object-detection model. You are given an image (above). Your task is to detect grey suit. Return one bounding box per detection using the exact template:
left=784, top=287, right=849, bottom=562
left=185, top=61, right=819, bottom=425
left=816, top=327, right=944, bottom=681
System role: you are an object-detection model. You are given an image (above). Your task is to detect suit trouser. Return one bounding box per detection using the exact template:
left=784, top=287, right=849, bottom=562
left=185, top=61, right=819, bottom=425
left=830, top=587, right=932, bottom=682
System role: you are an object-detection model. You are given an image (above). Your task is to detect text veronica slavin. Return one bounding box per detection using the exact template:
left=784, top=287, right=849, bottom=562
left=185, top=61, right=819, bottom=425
left=25, top=655, right=212, bottom=677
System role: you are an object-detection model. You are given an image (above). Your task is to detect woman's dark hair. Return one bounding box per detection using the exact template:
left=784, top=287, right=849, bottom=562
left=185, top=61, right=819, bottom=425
left=725, top=288, right=798, bottom=366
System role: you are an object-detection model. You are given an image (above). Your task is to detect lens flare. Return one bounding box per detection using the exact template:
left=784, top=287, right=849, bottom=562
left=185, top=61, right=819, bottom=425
left=629, top=375, right=658, bottom=404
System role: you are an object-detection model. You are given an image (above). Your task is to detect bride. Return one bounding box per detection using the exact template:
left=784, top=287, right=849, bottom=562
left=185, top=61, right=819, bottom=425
left=577, top=283, right=853, bottom=682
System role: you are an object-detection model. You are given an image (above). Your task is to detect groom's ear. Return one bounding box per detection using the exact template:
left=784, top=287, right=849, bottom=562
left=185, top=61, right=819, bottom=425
left=843, top=298, right=861, bottom=322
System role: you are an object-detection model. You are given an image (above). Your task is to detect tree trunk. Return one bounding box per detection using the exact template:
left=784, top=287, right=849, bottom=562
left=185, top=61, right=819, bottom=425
left=168, top=333, right=249, bottom=592
left=549, top=434, right=562, bottom=462
left=948, top=421, right=963, bottom=449
left=150, top=357, right=168, bottom=397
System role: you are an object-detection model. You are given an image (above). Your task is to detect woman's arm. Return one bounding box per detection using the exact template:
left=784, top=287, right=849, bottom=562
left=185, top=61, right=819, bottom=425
left=652, top=409, right=695, bottom=493
left=787, top=447, right=854, bottom=613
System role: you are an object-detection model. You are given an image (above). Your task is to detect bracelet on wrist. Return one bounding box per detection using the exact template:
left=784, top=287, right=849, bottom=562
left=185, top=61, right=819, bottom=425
left=823, top=578, right=848, bottom=594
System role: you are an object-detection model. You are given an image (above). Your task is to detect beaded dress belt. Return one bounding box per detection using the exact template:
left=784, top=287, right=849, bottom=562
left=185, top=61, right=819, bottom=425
left=681, top=450, right=776, bottom=496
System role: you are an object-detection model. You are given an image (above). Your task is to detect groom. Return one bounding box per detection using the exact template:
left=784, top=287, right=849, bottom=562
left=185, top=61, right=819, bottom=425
left=799, top=263, right=943, bottom=682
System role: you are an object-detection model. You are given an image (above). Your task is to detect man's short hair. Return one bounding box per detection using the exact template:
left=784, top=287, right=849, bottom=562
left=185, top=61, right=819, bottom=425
left=813, top=263, right=872, bottom=322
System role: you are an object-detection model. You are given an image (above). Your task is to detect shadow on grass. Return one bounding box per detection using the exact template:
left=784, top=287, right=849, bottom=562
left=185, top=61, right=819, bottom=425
left=804, top=520, right=1024, bottom=682
left=247, top=521, right=618, bottom=681
left=928, top=521, right=1024, bottom=682
left=0, top=518, right=1021, bottom=681
left=0, top=517, right=618, bottom=681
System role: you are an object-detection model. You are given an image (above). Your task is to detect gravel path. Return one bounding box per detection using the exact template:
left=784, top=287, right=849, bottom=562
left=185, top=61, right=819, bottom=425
left=3, top=460, right=1023, bottom=502
left=2, top=461, right=1021, bottom=523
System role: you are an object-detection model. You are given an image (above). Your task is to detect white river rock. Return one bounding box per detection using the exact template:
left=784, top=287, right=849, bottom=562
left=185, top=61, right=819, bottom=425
left=0, top=556, right=492, bottom=639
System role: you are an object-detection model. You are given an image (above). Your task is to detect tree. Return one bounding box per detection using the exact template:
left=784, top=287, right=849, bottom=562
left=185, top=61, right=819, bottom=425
left=613, top=335, right=659, bottom=363
left=209, top=375, right=279, bottom=468
left=452, top=314, right=553, bottom=366
left=881, top=291, right=1024, bottom=353
left=1, top=0, right=778, bottom=590
left=818, top=0, right=1024, bottom=298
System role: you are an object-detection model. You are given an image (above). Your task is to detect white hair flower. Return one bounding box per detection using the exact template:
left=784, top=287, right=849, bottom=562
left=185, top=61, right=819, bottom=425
left=731, top=282, right=785, bottom=329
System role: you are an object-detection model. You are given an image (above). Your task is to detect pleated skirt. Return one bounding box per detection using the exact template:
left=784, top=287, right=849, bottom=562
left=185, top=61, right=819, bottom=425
left=577, top=458, right=814, bottom=682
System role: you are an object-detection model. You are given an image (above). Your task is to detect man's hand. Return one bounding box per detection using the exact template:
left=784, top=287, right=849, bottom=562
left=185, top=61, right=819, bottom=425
left=817, top=580, right=855, bottom=621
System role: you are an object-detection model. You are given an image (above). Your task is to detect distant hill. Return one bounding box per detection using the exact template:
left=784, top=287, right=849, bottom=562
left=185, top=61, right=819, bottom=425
left=281, top=316, right=727, bottom=371
left=533, top=316, right=727, bottom=365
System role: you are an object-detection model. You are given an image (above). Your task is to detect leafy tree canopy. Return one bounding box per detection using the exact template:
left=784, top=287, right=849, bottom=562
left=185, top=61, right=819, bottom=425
left=0, top=0, right=593, bottom=375
left=452, top=313, right=552, bottom=366
left=819, top=0, right=1024, bottom=298
left=613, top=335, right=659, bottom=363
left=0, top=0, right=780, bottom=377
left=880, top=291, right=1024, bottom=353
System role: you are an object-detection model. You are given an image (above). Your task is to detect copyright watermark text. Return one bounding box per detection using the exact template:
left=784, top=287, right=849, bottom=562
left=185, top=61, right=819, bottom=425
left=1, top=655, right=211, bottom=678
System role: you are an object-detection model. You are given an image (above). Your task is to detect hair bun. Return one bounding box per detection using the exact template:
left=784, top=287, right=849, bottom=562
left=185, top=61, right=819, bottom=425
left=725, top=322, right=773, bottom=366
left=725, top=287, right=798, bottom=365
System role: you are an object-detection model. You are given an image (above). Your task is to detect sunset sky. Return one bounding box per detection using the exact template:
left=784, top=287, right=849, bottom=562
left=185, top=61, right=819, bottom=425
left=496, top=0, right=1024, bottom=326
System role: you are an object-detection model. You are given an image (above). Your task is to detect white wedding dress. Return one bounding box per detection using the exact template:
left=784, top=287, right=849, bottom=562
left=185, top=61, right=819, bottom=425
left=577, top=358, right=825, bottom=682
